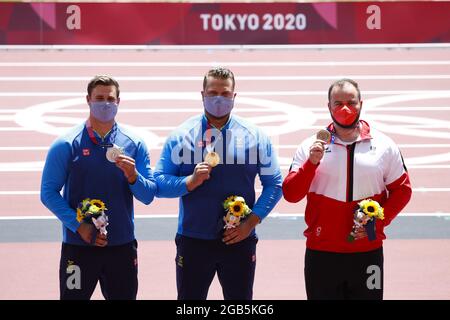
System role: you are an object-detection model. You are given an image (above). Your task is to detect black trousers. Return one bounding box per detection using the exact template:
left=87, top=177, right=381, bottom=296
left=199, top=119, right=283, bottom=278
left=59, top=240, right=138, bottom=300
left=305, top=247, right=384, bottom=300
left=175, top=234, right=257, bottom=300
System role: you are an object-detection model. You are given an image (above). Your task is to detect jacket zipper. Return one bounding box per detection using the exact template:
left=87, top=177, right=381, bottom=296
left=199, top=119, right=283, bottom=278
left=346, top=142, right=356, bottom=202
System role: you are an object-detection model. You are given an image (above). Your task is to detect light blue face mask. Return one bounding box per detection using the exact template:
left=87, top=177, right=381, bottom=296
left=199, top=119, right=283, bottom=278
left=89, top=101, right=118, bottom=122
left=203, top=96, right=234, bottom=118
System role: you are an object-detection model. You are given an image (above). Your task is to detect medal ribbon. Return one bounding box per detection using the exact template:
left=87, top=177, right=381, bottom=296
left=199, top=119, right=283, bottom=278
left=329, top=129, right=336, bottom=144
left=323, top=127, right=336, bottom=145
left=205, top=121, right=220, bottom=153
left=86, top=120, right=116, bottom=148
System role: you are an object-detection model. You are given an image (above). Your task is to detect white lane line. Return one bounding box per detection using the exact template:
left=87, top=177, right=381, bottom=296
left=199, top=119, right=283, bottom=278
left=0, top=161, right=44, bottom=172
left=149, top=124, right=449, bottom=131
left=0, top=109, right=22, bottom=113
left=1, top=90, right=450, bottom=97
left=2, top=108, right=278, bottom=114
left=0, top=127, right=43, bottom=131
left=22, top=107, right=450, bottom=113
left=0, top=215, right=181, bottom=220
left=1, top=144, right=450, bottom=152
left=137, top=126, right=176, bottom=131
left=1, top=187, right=449, bottom=196
left=3, top=106, right=450, bottom=113
left=1, top=162, right=450, bottom=172
left=413, top=188, right=450, bottom=192
left=276, top=144, right=450, bottom=149
left=268, top=212, right=450, bottom=218
left=0, top=126, right=176, bottom=132
left=0, top=191, right=40, bottom=195
left=364, top=106, right=450, bottom=111
left=279, top=165, right=450, bottom=170
left=0, top=124, right=448, bottom=133
left=2, top=75, right=450, bottom=81
left=2, top=60, right=450, bottom=67
left=0, top=147, right=49, bottom=151
left=398, top=144, right=450, bottom=148
left=39, top=108, right=279, bottom=113
left=0, top=215, right=178, bottom=220
left=1, top=212, right=449, bottom=221
left=4, top=106, right=450, bottom=113
left=376, top=124, right=450, bottom=129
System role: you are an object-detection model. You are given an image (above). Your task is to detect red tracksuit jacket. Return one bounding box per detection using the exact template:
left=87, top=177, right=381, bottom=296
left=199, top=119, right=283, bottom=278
left=282, top=121, right=412, bottom=253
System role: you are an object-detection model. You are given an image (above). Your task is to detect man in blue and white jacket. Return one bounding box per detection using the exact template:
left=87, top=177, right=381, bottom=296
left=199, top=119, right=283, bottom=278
left=154, top=67, right=282, bottom=300
left=40, top=75, right=156, bottom=300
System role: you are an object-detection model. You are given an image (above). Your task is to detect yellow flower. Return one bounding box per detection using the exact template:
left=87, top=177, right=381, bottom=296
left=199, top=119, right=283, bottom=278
left=76, top=208, right=85, bottom=222
left=378, top=207, right=385, bottom=220
left=90, top=199, right=106, bottom=211
left=229, top=201, right=245, bottom=217
left=81, top=198, right=91, bottom=211
left=362, top=200, right=379, bottom=217
left=223, top=196, right=235, bottom=209
left=359, top=199, right=385, bottom=220
left=358, top=199, right=370, bottom=209
left=225, top=196, right=236, bottom=203
left=89, top=205, right=100, bottom=214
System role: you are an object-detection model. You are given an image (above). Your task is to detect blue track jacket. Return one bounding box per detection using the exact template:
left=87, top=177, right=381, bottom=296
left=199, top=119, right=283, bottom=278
left=41, top=122, right=156, bottom=246
left=154, top=114, right=282, bottom=240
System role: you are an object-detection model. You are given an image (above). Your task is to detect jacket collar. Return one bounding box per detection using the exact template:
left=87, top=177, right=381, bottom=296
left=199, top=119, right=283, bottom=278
left=326, top=120, right=372, bottom=143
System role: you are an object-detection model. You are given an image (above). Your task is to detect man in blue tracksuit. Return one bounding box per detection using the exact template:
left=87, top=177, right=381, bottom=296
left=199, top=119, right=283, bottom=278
left=154, top=67, right=282, bottom=300
left=40, top=75, right=156, bottom=300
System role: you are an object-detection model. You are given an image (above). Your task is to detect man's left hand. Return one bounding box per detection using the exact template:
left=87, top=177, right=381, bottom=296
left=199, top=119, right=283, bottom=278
left=222, top=214, right=260, bottom=245
left=115, top=155, right=138, bottom=184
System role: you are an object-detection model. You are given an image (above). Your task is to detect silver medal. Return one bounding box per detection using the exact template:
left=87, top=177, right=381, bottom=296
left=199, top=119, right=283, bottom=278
left=106, top=144, right=123, bottom=163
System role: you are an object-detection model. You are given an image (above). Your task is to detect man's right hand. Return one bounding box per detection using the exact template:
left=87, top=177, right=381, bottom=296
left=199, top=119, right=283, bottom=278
left=77, top=222, right=96, bottom=244
left=77, top=223, right=108, bottom=247
left=186, top=162, right=212, bottom=192
left=309, top=140, right=325, bottom=165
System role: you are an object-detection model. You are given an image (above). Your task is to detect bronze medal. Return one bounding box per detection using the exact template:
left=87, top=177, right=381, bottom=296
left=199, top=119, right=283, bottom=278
left=316, top=129, right=332, bottom=144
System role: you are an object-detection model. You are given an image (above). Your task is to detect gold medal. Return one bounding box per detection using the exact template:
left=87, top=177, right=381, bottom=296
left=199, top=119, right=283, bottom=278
left=205, top=151, right=220, bottom=167
left=316, top=129, right=331, bottom=144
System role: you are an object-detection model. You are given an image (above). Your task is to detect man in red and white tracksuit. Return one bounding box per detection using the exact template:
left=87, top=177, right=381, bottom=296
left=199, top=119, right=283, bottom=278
left=282, top=79, right=412, bottom=300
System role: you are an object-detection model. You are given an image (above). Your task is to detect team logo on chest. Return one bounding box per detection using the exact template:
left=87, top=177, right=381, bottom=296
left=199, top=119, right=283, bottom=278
left=316, top=226, right=322, bottom=237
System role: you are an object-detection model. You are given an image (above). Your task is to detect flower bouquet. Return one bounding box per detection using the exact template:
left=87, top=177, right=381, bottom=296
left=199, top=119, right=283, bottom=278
left=347, top=199, right=384, bottom=242
left=222, top=196, right=252, bottom=229
left=76, top=198, right=109, bottom=235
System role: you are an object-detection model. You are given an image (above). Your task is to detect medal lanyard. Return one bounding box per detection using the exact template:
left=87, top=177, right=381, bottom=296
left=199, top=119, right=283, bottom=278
left=330, top=129, right=336, bottom=144
left=325, top=127, right=336, bottom=144
left=86, top=120, right=115, bottom=148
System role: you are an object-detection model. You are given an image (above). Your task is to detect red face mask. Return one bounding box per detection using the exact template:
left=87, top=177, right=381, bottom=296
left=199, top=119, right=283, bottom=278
left=331, top=104, right=360, bottom=128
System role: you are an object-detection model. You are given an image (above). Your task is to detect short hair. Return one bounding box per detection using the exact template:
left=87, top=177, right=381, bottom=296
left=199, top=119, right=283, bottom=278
left=203, top=67, right=235, bottom=91
left=328, top=78, right=361, bottom=101
left=87, top=75, right=120, bottom=98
